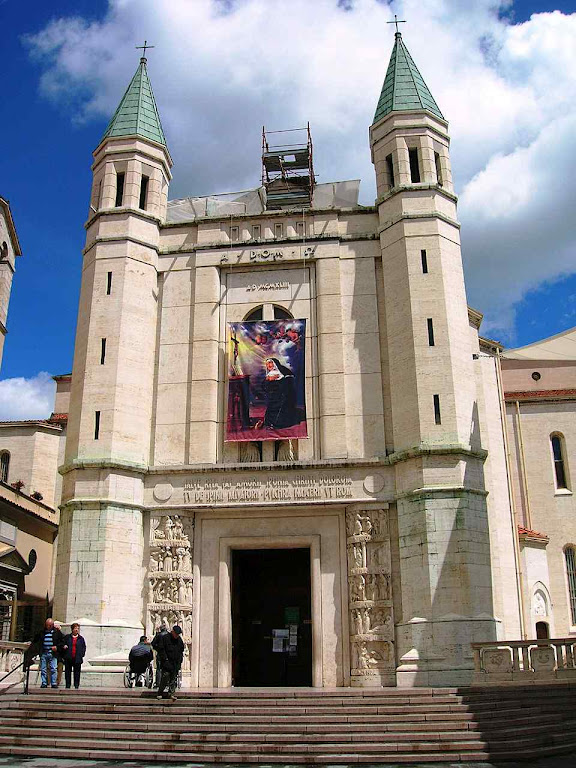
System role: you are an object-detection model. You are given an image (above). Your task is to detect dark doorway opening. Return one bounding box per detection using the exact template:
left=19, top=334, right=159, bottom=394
left=536, top=621, right=550, bottom=639
left=232, top=548, right=312, bottom=686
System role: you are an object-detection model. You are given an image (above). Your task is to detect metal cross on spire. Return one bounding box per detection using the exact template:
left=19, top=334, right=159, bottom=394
left=387, top=14, right=406, bottom=34
left=136, top=40, right=155, bottom=59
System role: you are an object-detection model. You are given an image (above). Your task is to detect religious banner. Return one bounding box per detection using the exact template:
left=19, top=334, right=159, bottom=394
left=226, top=319, right=307, bottom=442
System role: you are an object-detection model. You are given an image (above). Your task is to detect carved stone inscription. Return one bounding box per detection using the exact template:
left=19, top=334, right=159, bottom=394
left=346, top=508, right=395, bottom=686
left=183, top=474, right=354, bottom=505
left=147, top=513, right=195, bottom=672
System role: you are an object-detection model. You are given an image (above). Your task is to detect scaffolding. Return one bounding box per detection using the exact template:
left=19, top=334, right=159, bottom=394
left=262, top=124, right=315, bottom=210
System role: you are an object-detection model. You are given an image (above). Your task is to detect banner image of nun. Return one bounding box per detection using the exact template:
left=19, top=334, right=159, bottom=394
left=226, top=320, right=307, bottom=442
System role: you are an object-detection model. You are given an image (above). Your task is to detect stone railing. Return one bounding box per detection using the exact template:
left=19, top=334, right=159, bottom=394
left=472, top=638, right=576, bottom=684
left=0, top=641, right=29, bottom=688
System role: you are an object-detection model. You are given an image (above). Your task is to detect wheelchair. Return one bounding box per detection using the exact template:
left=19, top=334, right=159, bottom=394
left=123, top=660, right=154, bottom=689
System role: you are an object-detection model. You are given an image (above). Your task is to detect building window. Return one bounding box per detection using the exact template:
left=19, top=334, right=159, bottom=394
left=296, top=221, right=305, bottom=237
left=274, top=223, right=283, bottom=239
left=230, top=226, right=239, bottom=241
left=565, top=546, right=576, bottom=625
left=0, top=452, right=9, bottom=483
left=532, top=371, right=541, bottom=381
left=409, top=148, right=421, bottom=183
left=139, top=175, right=149, bottom=210
left=433, top=394, right=441, bottom=425
left=274, top=305, right=293, bottom=320
left=385, top=154, right=395, bottom=189
left=115, top=172, right=125, bottom=207
left=244, top=306, right=263, bottom=322
left=100, top=338, right=107, bottom=365
left=106, top=272, right=112, bottom=295
left=535, top=621, right=549, bottom=639
left=434, top=152, right=443, bottom=186
left=252, top=225, right=261, bottom=240
left=551, top=434, right=569, bottom=490
left=28, top=549, right=37, bottom=572
left=427, top=318, right=435, bottom=347
left=94, top=411, right=101, bottom=440
left=421, top=249, right=428, bottom=274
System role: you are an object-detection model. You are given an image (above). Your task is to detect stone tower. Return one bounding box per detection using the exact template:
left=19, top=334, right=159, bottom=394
left=0, top=197, right=22, bottom=372
left=54, top=57, right=172, bottom=658
left=370, top=33, right=498, bottom=685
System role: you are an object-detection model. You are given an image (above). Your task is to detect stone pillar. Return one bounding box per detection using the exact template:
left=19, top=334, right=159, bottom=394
left=146, top=512, right=195, bottom=683
left=346, top=506, right=396, bottom=686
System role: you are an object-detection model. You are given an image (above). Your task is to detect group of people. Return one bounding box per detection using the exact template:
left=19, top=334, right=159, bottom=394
left=129, top=622, right=185, bottom=700
left=29, top=618, right=86, bottom=689
left=27, top=617, right=185, bottom=700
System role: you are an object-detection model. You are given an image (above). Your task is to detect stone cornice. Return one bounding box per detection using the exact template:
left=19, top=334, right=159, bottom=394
left=398, top=485, right=489, bottom=500
left=161, top=206, right=378, bottom=229
left=387, top=443, right=488, bottom=465
left=59, top=457, right=148, bottom=477
left=85, top=206, right=163, bottom=230
left=82, top=236, right=159, bottom=257
left=376, top=183, right=458, bottom=208
left=378, top=210, right=461, bottom=233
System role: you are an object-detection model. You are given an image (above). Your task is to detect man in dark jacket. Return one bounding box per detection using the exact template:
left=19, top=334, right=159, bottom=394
left=129, top=636, right=153, bottom=687
left=151, top=620, right=169, bottom=687
left=29, top=618, right=65, bottom=689
left=156, top=625, right=184, bottom=701
left=62, top=622, right=87, bottom=689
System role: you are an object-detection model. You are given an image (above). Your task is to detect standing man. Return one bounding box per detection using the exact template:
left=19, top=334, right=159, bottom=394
left=62, top=622, right=86, bottom=689
left=156, top=625, right=184, bottom=701
left=32, top=618, right=64, bottom=689
left=151, top=619, right=169, bottom=687
left=53, top=621, right=65, bottom=687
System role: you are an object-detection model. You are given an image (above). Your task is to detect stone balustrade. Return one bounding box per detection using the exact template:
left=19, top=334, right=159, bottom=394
left=0, top=641, right=29, bottom=687
left=472, top=638, right=576, bottom=684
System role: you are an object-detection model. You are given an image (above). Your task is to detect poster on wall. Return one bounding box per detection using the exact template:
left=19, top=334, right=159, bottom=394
left=226, top=319, right=307, bottom=442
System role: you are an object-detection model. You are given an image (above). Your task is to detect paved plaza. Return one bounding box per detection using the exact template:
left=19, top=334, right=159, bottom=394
left=1, top=756, right=576, bottom=768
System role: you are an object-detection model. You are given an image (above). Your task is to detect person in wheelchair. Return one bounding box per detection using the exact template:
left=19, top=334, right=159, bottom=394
left=127, top=635, right=153, bottom=688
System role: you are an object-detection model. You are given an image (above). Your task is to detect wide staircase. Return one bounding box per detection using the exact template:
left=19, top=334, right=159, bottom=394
left=1, top=686, right=576, bottom=763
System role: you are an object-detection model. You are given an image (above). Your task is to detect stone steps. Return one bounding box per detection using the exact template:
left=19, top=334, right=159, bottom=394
left=0, top=686, right=574, bottom=763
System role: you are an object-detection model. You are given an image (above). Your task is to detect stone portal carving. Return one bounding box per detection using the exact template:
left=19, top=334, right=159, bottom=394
left=346, top=507, right=395, bottom=686
left=147, top=513, right=195, bottom=656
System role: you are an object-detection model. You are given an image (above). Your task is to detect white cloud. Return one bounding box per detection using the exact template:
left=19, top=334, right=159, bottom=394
left=0, top=372, right=56, bottom=421
left=23, top=0, right=576, bottom=338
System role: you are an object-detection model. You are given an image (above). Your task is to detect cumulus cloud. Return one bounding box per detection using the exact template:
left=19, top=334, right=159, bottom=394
left=0, top=372, right=56, bottom=421
left=23, top=0, right=576, bottom=339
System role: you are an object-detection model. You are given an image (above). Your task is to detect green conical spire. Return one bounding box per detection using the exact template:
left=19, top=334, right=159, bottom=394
left=101, top=58, right=167, bottom=146
left=373, top=33, right=443, bottom=124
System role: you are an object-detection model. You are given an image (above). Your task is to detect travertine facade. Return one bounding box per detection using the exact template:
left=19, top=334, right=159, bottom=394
left=49, top=37, right=575, bottom=687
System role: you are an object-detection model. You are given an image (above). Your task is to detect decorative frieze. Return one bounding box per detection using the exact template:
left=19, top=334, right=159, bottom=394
left=146, top=513, right=194, bottom=649
left=346, top=507, right=395, bottom=686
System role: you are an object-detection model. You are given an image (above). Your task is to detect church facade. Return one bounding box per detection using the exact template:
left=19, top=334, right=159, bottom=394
left=49, top=33, right=574, bottom=688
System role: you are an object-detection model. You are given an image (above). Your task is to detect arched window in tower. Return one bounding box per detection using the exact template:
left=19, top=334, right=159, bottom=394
left=273, top=305, right=293, bottom=320
left=244, top=306, right=263, bottom=322
left=551, top=433, right=569, bottom=490
left=564, top=546, right=576, bottom=625
left=0, top=451, right=9, bottom=483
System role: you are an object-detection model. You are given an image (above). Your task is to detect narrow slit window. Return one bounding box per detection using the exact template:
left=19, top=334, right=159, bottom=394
left=106, top=272, right=112, bottom=295
left=427, top=318, right=435, bottom=347
left=551, top=434, right=569, bottom=490
left=230, top=226, right=239, bottom=241
left=115, top=172, right=125, bottom=207
left=252, top=225, right=261, bottom=239
left=96, top=180, right=102, bottom=209
left=385, top=153, right=395, bottom=189
left=434, top=152, right=443, bottom=186
left=433, top=394, right=441, bottom=425
left=274, top=223, right=283, bottom=239
left=409, top=148, right=421, bottom=183
left=565, top=547, right=576, bottom=625
left=94, top=411, right=101, bottom=440
left=139, top=175, right=149, bottom=210
left=296, top=221, right=305, bottom=237
left=0, top=452, right=9, bottom=483
left=100, top=338, right=107, bottom=365
left=421, top=249, right=428, bottom=274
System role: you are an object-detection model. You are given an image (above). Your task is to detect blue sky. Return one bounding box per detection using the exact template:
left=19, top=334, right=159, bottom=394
left=0, top=0, right=575, bottom=416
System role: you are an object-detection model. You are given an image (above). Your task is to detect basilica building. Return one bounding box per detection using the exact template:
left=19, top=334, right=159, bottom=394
left=4, top=32, right=573, bottom=688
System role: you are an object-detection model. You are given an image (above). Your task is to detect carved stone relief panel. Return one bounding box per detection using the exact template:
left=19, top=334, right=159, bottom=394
left=346, top=507, right=395, bottom=686
left=146, top=513, right=195, bottom=658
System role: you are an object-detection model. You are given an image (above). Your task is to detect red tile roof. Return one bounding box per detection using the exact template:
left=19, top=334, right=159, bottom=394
left=518, top=526, right=548, bottom=540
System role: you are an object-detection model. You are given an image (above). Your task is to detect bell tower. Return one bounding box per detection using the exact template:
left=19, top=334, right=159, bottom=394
left=54, top=53, right=172, bottom=660
left=371, top=32, right=499, bottom=685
